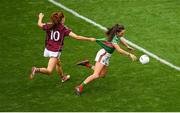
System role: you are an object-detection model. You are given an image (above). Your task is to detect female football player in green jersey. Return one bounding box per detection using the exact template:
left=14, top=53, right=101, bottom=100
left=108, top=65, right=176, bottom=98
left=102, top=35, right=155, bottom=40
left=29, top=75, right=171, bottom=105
left=75, top=24, right=137, bottom=95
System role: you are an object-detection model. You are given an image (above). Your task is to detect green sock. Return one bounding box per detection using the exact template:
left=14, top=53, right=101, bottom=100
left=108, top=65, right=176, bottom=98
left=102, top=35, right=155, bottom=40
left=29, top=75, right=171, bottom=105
left=81, top=82, right=86, bottom=87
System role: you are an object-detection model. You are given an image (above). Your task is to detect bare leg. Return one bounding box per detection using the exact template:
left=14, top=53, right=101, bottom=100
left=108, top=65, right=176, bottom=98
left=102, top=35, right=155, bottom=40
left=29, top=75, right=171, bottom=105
left=30, top=57, right=58, bottom=80
left=75, top=62, right=105, bottom=95
left=99, top=66, right=108, bottom=78
left=56, top=59, right=63, bottom=78
left=55, top=59, right=70, bottom=82
left=83, top=62, right=105, bottom=84
left=80, top=62, right=107, bottom=77
left=38, top=57, right=58, bottom=75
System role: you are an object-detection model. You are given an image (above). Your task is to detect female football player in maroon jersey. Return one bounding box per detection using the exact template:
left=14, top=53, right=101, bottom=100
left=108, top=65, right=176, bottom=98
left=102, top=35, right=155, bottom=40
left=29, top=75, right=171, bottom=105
left=29, top=12, right=96, bottom=82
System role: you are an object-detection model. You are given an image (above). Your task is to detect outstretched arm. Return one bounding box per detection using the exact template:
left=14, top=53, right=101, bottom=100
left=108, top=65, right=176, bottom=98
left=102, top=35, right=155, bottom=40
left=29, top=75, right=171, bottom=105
left=120, top=38, right=135, bottom=51
left=69, top=32, right=96, bottom=42
left=38, top=13, right=45, bottom=28
left=113, top=43, right=137, bottom=61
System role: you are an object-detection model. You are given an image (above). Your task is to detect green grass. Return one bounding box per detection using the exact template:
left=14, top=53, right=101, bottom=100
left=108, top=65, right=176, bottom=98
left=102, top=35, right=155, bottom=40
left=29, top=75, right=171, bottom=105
left=0, top=0, right=180, bottom=111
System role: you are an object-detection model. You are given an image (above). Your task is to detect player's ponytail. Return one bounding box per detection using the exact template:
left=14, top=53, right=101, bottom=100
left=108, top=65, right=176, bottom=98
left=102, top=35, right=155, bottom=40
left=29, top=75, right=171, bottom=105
left=50, top=12, right=65, bottom=27
left=106, top=24, right=125, bottom=41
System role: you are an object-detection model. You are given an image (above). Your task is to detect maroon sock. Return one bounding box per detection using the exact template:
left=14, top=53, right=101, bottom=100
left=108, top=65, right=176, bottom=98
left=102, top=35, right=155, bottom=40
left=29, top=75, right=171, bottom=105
left=85, top=63, right=91, bottom=68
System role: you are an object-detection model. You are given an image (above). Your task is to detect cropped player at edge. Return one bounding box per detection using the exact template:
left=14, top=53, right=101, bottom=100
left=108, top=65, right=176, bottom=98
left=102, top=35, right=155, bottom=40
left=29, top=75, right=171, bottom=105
left=75, top=24, right=137, bottom=95
left=29, top=12, right=96, bottom=82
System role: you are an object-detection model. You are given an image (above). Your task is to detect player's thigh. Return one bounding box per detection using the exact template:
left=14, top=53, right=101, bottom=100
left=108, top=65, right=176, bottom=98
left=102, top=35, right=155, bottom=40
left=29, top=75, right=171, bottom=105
left=99, top=66, right=108, bottom=77
left=47, top=57, right=58, bottom=71
left=93, top=61, right=105, bottom=75
left=56, top=59, right=62, bottom=67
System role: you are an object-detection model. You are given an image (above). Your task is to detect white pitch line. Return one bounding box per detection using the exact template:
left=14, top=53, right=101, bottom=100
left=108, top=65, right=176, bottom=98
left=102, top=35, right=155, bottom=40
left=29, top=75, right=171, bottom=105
left=48, top=0, right=180, bottom=71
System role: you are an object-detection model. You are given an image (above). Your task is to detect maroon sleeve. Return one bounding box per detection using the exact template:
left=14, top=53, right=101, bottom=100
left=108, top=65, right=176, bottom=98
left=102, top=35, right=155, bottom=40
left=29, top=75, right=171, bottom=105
left=64, top=26, right=72, bottom=36
left=42, top=24, right=51, bottom=31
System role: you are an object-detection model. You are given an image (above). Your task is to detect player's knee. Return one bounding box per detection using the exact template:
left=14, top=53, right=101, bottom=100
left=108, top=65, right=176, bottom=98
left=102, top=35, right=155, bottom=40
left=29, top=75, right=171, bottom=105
left=47, top=69, right=53, bottom=75
left=92, top=74, right=100, bottom=78
left=100, top=73, right=106, bottom=78
left=56, top=62, right=61, bottom=67
left=100, top=71, right=107, bottom=78
left=101, top=72, right=106, bottom=76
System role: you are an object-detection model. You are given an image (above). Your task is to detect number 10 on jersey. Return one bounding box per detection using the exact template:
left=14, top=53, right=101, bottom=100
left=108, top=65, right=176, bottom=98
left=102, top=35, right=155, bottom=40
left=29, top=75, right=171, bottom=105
left=50, top=30, right=60, bottom=41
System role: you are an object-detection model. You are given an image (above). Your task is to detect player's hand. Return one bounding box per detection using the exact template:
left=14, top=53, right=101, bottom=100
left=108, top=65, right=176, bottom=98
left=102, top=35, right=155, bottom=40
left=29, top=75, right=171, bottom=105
left=127, top=46, right=135, bottom=51
left=129, top=53, right=137, bottom=61
left=39, top=13, right=44, bottom=19
left=90, top=38, right=96, bottom=42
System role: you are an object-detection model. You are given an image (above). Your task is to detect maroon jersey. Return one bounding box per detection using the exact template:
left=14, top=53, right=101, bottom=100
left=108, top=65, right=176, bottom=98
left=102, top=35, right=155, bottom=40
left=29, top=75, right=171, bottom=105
left=43, top=24, right=71, bottom=52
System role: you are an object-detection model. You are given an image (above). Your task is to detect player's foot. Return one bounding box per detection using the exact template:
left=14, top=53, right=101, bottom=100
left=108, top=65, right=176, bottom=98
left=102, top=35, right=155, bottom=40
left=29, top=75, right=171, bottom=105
left=61, top=74, right=70, bottom=83
left=29, top=66, right=36, bottom=80
left=75, top=85, right=83, bottom=96
left=76, top=60, right=91, bottom=68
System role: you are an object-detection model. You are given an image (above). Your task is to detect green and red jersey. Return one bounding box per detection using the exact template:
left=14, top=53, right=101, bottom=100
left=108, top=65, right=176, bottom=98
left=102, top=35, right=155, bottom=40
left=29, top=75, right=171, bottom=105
left=96, top=35, right=122, bottom=54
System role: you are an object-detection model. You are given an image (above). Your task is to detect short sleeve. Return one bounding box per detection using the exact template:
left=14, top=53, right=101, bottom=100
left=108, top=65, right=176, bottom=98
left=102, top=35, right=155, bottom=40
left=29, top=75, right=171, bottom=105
left=42, top=24, right=51, bottom=31
left=111, top=35, right=119, bottom=44
left=64, top=26, right=72, bottom=36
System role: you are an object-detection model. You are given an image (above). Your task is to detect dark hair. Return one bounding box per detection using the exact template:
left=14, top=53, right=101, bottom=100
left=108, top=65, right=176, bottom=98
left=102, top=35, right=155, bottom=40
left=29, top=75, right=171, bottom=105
left=49, top=12, right=64, bottom=28
left=106, top=24, right=125, bottom=41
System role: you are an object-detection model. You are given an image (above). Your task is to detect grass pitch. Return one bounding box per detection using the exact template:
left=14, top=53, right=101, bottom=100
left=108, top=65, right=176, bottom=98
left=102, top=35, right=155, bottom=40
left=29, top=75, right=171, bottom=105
left=0, top=0, right=180, bottom=111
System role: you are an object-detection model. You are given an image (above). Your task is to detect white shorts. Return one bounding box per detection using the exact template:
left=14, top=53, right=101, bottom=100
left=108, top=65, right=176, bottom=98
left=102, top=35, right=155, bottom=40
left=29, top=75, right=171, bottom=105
left=95, top=49, right=112, bottom=66
left=43, top=48, right=61, bottom=58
